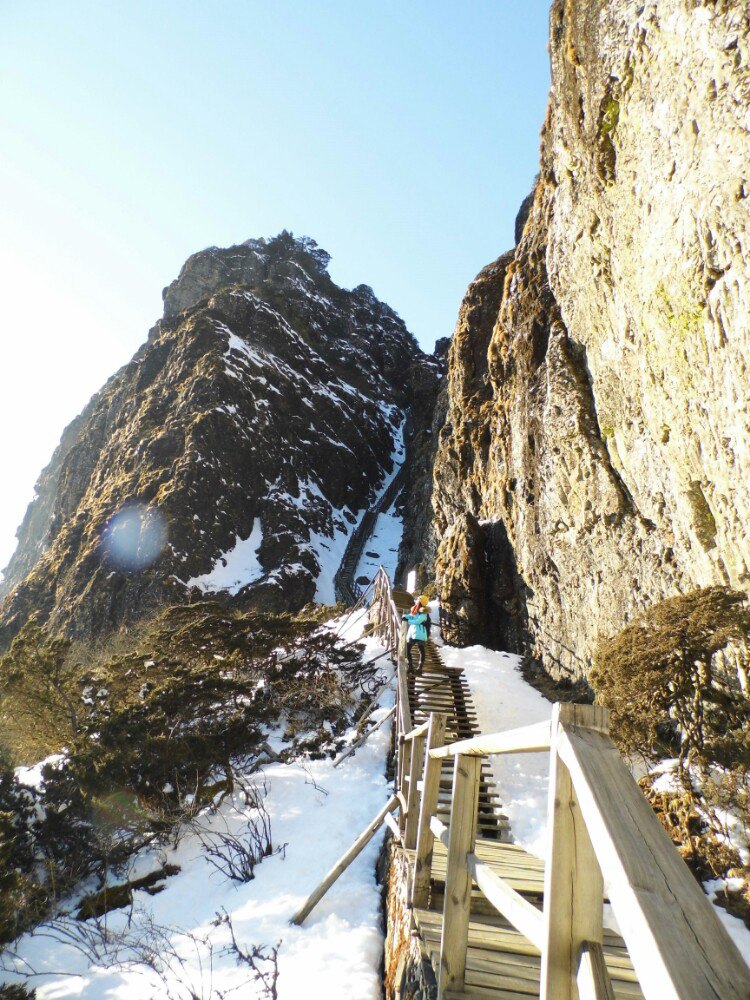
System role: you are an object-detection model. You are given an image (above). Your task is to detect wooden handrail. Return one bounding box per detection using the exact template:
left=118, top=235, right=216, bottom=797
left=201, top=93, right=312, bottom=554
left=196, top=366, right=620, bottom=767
left=556, top=708, right=750, bottom=999
left=403, top=718, right=430, bottom=742
left=290, top=793, right=399, bottom=926
left=428, top=719, right=551, bottom=759
left=466, top=853, right=545, bottom=951
left=302, top=570, right=750, bottom=1000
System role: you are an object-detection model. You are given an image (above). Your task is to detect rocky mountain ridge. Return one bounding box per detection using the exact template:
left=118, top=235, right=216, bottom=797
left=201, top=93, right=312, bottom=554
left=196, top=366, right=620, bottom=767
left=0, top=233, right=439, bottom=645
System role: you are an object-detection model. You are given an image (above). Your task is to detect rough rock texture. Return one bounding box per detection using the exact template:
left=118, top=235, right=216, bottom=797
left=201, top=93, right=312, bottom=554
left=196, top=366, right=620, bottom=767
left=381, top=839, right=437, bottom=1000
left=433, top=253, right=529, bottom=651
left=434, top=0, right=750, bottom=680
left=395, top=337, right=448, bottom=589
left=0, top=234, right=424, bottom=644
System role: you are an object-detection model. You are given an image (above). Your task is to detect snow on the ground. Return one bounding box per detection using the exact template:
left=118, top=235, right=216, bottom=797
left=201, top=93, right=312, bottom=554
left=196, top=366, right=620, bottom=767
left=309, top=521, right=354, bottom=605
left=705, top=879, right=750, bottom=968
left=371, top=406, right=405, bottom=505
left=2, top=632, right=394, bottom=1000
left=438, top=643, right=552, bottom=860
left=14, top=753, right=66, bottom=790
left=354, top=509, right=403, bottom=584
left=187, top=518, right=264, bottom=595
left=442, top=640, right=750, bottom=965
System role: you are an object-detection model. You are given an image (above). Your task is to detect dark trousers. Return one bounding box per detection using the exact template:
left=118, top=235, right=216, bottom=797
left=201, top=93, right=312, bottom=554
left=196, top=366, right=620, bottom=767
left=407, top=638, right=426, bottom=672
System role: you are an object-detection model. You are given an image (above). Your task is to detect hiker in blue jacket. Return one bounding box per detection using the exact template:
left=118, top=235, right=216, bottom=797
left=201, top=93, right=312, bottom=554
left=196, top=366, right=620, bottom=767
left=402, top=596, right=430, bottom=674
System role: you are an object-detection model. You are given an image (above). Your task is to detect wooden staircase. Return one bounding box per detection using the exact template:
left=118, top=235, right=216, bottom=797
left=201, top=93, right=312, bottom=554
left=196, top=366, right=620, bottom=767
left=390, top=586, right=643, bottom=998
left=391, top=589, right=509, bottom=842
left=293, top=568, right=750, bottom=1000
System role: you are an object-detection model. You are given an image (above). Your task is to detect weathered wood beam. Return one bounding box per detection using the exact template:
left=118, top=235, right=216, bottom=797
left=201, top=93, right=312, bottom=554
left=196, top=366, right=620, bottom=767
left=558, top=712, right=750, bottom=1000
left=540, top=704, right=605, bottom=1000
left=576, top=941, right=616, bottom=1000
left=466, top=853, right=545, bottom=952
left=412, top=712, right=448, bottom=907
left=290, top=794, right=399, bottom=926
left=437, top=754, right=481, bottom=999
left=429, top=720, right=551, bottom=760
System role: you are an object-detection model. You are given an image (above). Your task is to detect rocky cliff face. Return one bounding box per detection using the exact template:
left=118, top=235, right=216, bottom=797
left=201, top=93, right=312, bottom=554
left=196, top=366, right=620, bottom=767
left=434, top=0, right=750, bottom=680
left=395, top=337, right=448, bottom=589
left=0, top=233, right=423, bottom=644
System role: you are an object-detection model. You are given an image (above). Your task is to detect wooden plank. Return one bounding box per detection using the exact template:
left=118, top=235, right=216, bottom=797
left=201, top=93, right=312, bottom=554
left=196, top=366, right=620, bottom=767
left=558, top=720, right=750, bottom=999
left=384, top=810, right=402, bottom=842
left=430, top=814, right=450, bottom=849
left=430, top=720, right=552, bottom=760
left=404, top=718, right=431, bottom=742
left=577, top=941, right=616, bottom=1000
left=290, top=793, right=398, bottom=925
left=405, top=728, right=427, bottom=849
left=438, top=754, right=482, bottom=998
left=540, top=704, right=604, bottom=1000
left=413, top=712, right=448, bottom=907
left=416, top=909, right=641, bottom=985
left=466, top=854, right=545, bottom=951
left=435, top=945, right=642, bottom=999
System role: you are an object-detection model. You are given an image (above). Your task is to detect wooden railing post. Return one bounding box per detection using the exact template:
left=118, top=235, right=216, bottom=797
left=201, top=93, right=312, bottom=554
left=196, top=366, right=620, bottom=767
left=396, top=651, right=413, bottom=834
left=412, top=712, right=448, bottom=907
left=398, top=735, right=409, bottom=835
left=540, top=703, right=608, bottom=1000
left=404, top=729, right=426, bottom=850
left=438, top=753, right=481, bottom=999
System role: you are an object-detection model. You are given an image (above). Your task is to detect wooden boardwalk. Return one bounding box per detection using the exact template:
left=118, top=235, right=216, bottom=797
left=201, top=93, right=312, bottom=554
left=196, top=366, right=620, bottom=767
left=293, top=569, right=750, bottom=1000
left=392, top=588, right=644, bottom=999
left=392, top=590, right=508, bottom=842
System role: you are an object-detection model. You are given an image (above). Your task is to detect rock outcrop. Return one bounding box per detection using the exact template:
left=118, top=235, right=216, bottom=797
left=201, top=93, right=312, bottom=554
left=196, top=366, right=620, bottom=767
left=0, top=233, right=424, bottom=644
left=395, top=337, right=448, bottom=589
left=434, top=0, right=750, bottom=680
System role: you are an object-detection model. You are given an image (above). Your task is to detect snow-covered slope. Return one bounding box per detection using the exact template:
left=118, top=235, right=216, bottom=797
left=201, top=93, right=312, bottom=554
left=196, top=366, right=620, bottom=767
left=1, top=618, right=394, bottom=999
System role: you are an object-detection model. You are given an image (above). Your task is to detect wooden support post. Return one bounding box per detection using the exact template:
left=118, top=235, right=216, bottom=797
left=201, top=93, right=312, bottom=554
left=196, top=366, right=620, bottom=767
left=540, top=704, right=606, bottom=1000
left=395, top=641, right=413, bottom=834
left=576, top=941, right=616, bottom=1000
left=399, top=725, right=411, bottom=835
left=404, top=728, right=426, bottom=850
left=438, top=753, right=481, bottom=999
left=412, top=712, right=448, bottom=907
left=290, top=794, right=399, bottom=926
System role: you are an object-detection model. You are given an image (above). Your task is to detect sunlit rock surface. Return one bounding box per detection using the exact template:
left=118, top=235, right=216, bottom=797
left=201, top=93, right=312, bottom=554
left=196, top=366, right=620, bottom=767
left=0, top=234, right=425, bottom=643
left=434, top=0, right=750, bottom=680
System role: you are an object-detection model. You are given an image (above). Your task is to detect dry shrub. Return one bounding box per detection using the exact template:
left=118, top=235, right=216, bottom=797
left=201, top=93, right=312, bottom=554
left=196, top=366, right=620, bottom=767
left=592, top=586, right=750, bottom=895
left=591, top=586, right=750, bottom=768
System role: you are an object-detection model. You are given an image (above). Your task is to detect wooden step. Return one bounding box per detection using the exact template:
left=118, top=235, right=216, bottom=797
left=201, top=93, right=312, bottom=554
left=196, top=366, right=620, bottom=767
left=415, top=910, right=644, bottom=999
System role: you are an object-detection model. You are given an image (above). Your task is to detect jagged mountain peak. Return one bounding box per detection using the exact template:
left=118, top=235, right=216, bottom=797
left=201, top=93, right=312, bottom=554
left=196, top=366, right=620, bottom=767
left=0, top=235, right=436, bottom=646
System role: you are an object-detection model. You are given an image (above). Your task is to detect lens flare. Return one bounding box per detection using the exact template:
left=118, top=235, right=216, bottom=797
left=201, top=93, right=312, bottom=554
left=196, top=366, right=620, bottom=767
left=101, top=503, right=168, bottom=571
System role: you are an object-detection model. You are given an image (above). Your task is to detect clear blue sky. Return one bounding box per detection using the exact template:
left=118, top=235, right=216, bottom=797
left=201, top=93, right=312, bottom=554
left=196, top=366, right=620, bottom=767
left=0, top=1, right=551, bottom=572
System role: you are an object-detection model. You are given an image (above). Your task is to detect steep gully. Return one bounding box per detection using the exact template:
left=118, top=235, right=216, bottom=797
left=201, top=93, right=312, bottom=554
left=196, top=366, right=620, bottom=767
left=335, top=425, right=409, bottom=606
